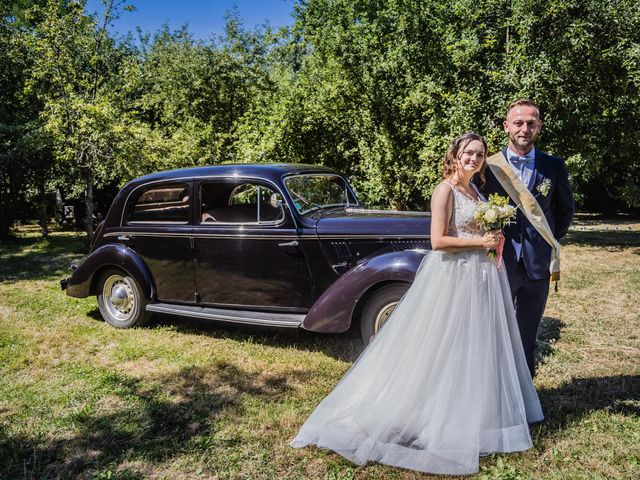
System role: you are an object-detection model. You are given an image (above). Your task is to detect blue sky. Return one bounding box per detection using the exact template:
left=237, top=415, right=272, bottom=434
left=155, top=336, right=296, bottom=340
left=85, top=0, right=296, bottom=40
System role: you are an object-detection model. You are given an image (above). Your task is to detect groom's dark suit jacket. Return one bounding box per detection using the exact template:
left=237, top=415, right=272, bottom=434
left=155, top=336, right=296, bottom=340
left=482, top=148, right=575, bottom=281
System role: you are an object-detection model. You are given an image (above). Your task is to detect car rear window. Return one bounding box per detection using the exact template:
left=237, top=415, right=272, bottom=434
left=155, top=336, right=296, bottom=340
left=127, top=183, right=190, bottom=223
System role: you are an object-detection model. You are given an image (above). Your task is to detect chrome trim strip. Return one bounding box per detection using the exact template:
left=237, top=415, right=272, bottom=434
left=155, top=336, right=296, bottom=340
left=309, top=234, right=431, bottom=240
left=146, top=304, right=303, bottom=328
left=196, top=219, right=285, bottom=227
left=105, top=232, right=190, bottom=238
left=345, top=207, right=431, bottom=216
left=194, top=235, right=298, bottom=240
left=104, top=231, right=300, bottom=240
left=104, top=231, right=429, bottom=241
left=128, top=220, right=189, bottom=225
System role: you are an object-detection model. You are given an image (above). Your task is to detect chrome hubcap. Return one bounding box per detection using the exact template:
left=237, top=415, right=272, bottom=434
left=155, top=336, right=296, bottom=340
left=374, top=301, right=398, bottom=333
left=103, top=275, right=135, bottom=321
left=111, top=285, right=129, bottom=309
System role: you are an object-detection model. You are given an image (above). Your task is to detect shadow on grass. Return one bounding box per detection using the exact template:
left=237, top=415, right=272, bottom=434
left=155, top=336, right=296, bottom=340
left=531, top=319, right=638, bottom=440
left=563, top=229, right=640, bottom=249
left=536, top=316, right=564, bottom=368
left=0, top=233, right=86, bottom=282
left=0, top=363, right=309, bottom=479
left=84, top=307, right=363, bottom=362
left=84, top=308, right=563, bottom=367
left=153, top=312, right=364, bottom=363
left=535, top=374, right=640, bottom=441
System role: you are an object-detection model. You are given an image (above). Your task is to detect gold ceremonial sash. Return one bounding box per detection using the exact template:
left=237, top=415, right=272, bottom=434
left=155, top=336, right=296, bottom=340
left=486, top=152, right=561, bottom=282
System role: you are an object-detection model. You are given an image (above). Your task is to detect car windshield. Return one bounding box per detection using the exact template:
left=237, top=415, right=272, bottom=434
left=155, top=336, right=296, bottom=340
left=284, top=174, right=358, bottom=214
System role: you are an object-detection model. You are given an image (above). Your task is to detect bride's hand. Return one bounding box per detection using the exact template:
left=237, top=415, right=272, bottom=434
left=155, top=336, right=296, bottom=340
left=479, top=230, right=501, bottom=249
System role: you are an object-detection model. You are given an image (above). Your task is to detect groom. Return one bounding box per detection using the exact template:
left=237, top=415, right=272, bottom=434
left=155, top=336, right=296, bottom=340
left=483, top=99, right=575, bottom=377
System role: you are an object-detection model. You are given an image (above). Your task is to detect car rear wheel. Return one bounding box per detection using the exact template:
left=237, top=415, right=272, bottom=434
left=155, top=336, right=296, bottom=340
left=97, top=269, right=151, bottom=328
left=360, top=283, right=409, bottom=345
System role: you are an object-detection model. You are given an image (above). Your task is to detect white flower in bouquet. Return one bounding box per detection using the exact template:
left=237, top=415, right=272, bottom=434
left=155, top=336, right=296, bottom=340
left=483, top=208, right=498, bottom=223
left=498, top=205, right=516, bottom=219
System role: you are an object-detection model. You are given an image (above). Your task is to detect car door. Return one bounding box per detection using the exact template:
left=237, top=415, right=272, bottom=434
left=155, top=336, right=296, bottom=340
left=119, top=180, right=196, bottom=304
left=193, top=177, right=312, bottom=311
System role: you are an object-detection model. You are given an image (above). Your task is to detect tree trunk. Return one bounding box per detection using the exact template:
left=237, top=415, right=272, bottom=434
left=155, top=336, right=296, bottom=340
left=393, top=200, right=407, bottom=211
left=83, top=167, right=94, bottom=247
left=39, top=202, right=49, bottom=238
left=0, top=188, right=11, bottom=239
left=0, top=211, right=10, bottom=240
left=39, top=183, right=49, bottom=238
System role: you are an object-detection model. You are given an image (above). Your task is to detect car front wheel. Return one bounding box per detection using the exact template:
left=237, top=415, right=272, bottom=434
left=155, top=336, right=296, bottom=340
left=97, top=269, right=151, bottom=328
left=360, top=283, right=409, bottom=345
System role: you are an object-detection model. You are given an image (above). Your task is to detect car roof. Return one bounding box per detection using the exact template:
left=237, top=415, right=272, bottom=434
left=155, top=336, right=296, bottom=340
left=129, top=163, right=340, bottom=186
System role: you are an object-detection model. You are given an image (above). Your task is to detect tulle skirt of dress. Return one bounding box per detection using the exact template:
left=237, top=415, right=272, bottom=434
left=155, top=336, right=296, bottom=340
left=290, top=250, right=544, bottom=475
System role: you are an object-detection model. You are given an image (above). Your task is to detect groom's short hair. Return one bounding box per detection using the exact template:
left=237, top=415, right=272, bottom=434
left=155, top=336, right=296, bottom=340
left=506, top=99, right=541, bottom=119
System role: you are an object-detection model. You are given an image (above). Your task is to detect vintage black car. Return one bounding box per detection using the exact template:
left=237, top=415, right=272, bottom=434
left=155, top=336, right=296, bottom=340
left=61, top=164, right=431, bottom=344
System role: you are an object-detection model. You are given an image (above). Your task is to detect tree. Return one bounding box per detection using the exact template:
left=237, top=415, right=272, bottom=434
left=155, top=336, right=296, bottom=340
left=115, top=10, right=276, bottom=174
left=503, top=0, right=640, bottom=211
left=26, top=0, right=132, bottom=245
left=3, top=0, right=638, bottom=234
left=242, top=0, right=640, bottom=211
left=0, top=0, right=53, bottom=239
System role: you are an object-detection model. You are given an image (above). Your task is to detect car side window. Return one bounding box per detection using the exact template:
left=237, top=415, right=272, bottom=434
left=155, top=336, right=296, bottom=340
left=127, top=183, right=190, bottom=223
left=200, top=181, right=284, bottom=224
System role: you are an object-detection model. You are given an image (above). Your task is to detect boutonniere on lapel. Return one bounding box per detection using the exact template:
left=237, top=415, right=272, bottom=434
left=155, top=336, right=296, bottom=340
left=536, top=177, right=552, bottom=197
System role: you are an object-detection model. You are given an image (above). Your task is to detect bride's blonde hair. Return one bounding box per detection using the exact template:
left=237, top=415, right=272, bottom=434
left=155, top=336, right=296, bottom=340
left=442, top=132, right=487, bottom=186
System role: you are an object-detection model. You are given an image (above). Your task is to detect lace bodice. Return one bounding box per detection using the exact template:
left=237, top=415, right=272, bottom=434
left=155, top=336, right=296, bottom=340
left=445, top=181, right=485, bottom=239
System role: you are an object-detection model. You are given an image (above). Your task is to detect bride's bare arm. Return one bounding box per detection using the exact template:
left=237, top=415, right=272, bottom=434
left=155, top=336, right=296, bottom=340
left=430, top=183, right=499, bottom=251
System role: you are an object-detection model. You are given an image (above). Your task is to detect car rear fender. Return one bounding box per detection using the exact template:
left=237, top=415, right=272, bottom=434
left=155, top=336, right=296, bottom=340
left=65, top=243, right=155, bottom=300
left=301, top=250, right=428, bottom=333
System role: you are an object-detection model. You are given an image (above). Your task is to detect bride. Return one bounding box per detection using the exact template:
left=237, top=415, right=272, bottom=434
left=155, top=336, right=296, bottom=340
left=290, top=132, right=544, bottom=475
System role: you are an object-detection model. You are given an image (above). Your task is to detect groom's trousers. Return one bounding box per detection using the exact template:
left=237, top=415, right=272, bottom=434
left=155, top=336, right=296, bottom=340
left=508, top=259, right=550, bottom=378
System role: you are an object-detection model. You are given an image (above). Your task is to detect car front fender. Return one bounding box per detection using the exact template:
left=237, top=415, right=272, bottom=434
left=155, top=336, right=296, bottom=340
left=65, top=243, right=155, bottom=300
left=302, top=249, right=428, bottom=333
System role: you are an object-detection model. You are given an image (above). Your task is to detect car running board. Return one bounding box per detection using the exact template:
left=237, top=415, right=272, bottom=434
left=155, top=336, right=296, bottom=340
left=146, top=303, right=304, bottom=328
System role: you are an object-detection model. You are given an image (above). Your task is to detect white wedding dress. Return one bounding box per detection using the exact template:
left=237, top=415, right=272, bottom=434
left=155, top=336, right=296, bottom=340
left=290, top=182, right=544, bottom=475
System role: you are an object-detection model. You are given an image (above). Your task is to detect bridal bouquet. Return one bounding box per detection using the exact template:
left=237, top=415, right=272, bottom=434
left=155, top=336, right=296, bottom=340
left=474, top=194, right=517, bottom=269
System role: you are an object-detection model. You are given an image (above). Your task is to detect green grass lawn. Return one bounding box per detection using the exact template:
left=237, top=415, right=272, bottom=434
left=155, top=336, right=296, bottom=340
left=1, top=219, right=638, bottom=480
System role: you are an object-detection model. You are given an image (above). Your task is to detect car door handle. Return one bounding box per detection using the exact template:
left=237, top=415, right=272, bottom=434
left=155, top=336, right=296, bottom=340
left=278, top=240, right=299, bottom=247
left=118, top=235, right=135, bottom=246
